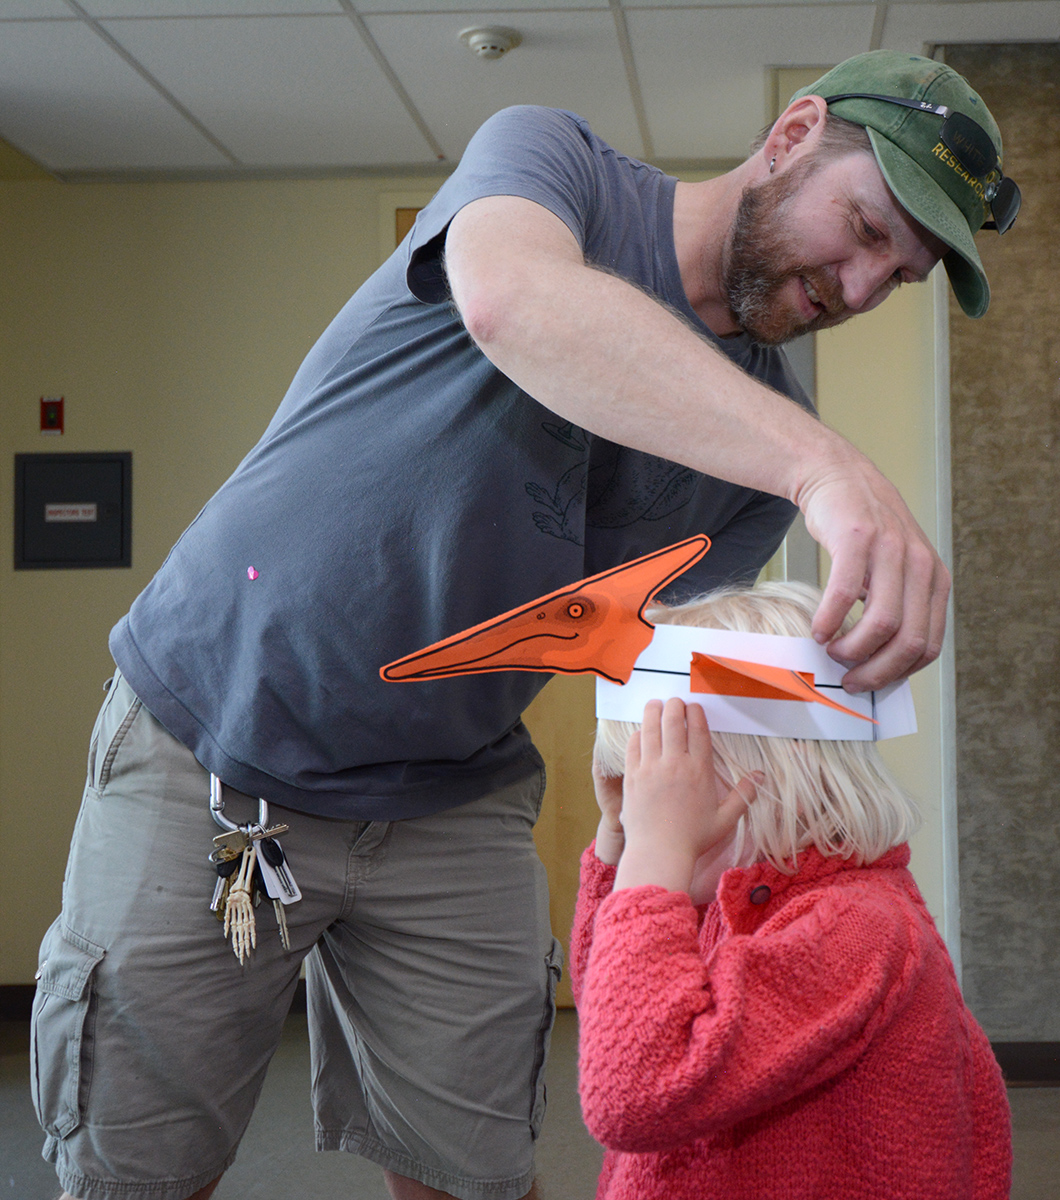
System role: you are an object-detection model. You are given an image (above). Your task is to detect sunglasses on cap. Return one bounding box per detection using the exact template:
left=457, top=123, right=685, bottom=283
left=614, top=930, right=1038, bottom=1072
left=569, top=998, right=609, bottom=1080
left=825, top=92, right=1021, bottom=234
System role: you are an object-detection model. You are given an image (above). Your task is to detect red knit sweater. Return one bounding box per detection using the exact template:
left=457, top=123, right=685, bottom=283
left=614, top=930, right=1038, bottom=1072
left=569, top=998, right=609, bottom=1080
left=571, top=843, right=1011, bottom=1200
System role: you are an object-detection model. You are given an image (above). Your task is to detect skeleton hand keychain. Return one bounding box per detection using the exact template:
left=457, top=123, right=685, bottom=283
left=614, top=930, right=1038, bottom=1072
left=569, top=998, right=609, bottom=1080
left=209, top=775, right=300, bottom=963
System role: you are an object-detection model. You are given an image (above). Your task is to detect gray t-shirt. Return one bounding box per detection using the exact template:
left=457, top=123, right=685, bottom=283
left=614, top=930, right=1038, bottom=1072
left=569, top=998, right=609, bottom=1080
left=111, top=106, right=814, bottom=820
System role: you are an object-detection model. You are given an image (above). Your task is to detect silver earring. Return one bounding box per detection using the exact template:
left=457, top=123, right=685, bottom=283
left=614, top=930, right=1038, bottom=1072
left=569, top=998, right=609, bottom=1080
left=769, top=156, right=776, bottom=175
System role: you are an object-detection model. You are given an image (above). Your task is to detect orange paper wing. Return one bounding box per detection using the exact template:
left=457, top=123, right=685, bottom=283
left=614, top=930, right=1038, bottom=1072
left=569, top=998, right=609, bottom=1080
left=690, top=653, right=875, bottom=722
left=382, top=535, right=710, bottom=685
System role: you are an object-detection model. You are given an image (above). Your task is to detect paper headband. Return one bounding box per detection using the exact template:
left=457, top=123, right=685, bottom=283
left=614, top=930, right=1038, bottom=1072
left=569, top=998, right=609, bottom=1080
left=381, top=535, right=916, bottom=742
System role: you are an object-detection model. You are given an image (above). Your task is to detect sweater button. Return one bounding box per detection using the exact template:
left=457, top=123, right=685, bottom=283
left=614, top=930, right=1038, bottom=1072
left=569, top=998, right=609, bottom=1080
left=749, top=885, right=772, bottom=905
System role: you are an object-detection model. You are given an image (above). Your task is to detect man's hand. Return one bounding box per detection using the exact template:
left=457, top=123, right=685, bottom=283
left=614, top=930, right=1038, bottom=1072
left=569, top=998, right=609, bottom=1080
left=798, top=450, right=951, bottom=693
left=614, top=699, right=757, bottom=897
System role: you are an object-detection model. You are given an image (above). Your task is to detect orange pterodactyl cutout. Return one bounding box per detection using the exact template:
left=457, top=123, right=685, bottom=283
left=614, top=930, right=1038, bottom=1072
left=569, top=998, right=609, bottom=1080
left=381, top=535, right=710, bottom=686
left=690, top=653, right=874, bottom=723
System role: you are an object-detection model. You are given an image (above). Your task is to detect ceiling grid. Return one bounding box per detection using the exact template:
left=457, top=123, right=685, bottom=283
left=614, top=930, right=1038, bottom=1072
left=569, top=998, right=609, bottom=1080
left=0, top=0, right=1053, bottom=179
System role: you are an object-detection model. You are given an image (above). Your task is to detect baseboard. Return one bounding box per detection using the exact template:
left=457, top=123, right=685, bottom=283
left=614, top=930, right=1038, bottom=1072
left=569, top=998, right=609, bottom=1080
left=992, top=1042, right=1060, bottom=1086
left=0, top=984, right=35, bottom=1021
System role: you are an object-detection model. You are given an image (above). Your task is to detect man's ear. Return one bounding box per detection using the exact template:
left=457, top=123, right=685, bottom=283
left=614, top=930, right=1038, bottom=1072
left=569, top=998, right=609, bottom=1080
left=765, top=95, right=828, bottom=170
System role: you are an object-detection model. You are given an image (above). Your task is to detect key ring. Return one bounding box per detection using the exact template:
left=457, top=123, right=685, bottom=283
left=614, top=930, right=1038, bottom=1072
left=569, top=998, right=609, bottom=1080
left=210, top=773, right=268, bottom=832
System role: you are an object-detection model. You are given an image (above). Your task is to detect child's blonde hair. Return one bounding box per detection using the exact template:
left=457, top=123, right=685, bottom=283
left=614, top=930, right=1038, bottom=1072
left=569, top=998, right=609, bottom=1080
left=593, top=581, right=921, bottom=873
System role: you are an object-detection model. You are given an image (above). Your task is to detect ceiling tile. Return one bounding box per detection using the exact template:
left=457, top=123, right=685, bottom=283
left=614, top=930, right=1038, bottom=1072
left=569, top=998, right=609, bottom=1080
left=627, top=4, right=878, bottom=159
left=0, top=2, right=1053, bottom=176
left=101, top=14, right=440, bottom=166
left=366, top=10, right=642, bottom=160
left=628, top=0, right=864, bottom=7
left=80, top=2, right=343, bottom=14
left=360, top=0, right=601, bottom=10
left=883, top=2, right=1060, bottom=53
left=0, top=1, right=73, bottom=16
left=0, top=19, right=232, bottom=169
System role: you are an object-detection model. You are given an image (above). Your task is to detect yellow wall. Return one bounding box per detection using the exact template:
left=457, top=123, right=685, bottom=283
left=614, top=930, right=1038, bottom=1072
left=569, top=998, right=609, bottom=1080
left=0, top=175, right=438, bottom=982
left=524, top=676, right=599, bottom=1006
left=0, top=175, right=951, bottom=994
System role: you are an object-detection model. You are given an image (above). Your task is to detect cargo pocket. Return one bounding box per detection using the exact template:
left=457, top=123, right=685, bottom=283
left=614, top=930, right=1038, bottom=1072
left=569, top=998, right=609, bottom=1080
left=30, top=919, right=106, bottom=1140
left=529, top=936, right=564, bottom=1140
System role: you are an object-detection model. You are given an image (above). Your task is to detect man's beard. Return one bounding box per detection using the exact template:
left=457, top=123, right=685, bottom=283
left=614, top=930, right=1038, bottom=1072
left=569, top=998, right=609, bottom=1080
left=722, top=161, right=851, bottom=346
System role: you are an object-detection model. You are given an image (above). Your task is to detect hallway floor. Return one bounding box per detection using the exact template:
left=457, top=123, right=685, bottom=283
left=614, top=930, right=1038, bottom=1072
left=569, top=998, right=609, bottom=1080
left=3, top=1010, right=1057, bottom=1198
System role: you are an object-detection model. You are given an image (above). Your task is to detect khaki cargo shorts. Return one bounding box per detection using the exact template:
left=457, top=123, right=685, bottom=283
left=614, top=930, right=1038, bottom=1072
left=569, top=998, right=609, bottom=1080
left=32, top=671, right=561, bottom=1200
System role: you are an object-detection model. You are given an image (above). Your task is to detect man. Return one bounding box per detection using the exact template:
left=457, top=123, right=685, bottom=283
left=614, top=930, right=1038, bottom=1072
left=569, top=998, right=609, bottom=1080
left=33, top=50, right=1015, bottom=1200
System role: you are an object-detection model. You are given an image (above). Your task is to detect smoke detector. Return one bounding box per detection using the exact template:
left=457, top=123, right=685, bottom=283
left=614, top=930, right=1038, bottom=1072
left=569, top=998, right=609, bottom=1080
left=460, top=27, right=522, bottom=60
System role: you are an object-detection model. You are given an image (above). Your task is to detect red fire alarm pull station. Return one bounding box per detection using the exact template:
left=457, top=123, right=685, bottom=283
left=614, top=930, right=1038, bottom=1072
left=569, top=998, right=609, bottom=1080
left=41, top=397, right=64, bottom=435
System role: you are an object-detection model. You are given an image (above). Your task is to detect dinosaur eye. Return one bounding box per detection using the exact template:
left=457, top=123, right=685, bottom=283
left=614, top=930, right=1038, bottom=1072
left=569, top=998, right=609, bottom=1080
left=565, top=597, right=595, bottom=620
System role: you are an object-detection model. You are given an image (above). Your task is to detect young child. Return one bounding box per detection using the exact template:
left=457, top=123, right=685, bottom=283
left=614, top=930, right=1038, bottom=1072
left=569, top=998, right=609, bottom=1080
left=570, top=582, right=1011, bottom=1200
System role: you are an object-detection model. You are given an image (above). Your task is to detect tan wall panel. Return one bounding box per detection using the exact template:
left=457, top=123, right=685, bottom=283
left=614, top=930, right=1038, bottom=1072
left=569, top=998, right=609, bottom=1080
left=816, top=275, right=952, bottom=939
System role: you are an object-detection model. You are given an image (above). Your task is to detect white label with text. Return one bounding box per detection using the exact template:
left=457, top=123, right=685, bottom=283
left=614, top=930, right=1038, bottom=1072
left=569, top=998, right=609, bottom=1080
left=45, top=503, right=98, bottom=523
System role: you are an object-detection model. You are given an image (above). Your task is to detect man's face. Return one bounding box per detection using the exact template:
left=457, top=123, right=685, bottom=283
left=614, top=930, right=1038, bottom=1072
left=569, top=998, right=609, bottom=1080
left=722, top=150, right=945, bottom=346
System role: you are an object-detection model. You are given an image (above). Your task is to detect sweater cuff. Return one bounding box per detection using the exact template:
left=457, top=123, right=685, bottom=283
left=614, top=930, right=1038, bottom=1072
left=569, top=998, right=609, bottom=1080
left=581, top=840, right=618, bottom=900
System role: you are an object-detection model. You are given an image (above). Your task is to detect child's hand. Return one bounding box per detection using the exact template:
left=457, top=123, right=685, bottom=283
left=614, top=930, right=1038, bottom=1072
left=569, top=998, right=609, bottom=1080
left=614, top=697, right=758, bottom=896
left=592, top=753, right=625, bottom=866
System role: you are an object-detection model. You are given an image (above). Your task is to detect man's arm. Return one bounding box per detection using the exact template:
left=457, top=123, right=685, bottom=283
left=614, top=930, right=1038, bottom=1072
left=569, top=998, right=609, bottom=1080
left=444, top=194, right=949, bottom=691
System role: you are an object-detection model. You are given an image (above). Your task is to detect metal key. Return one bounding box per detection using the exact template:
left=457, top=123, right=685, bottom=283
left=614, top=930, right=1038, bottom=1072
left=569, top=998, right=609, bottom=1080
left=211, top=827, right=250, bottom=862
left=210, top=855, right=241, bottom=914
left=253, top=845, right=295, bottom=949
left=252, top=822, right=290, bottom=841
left=259, top=837, right=301, bottom=901
left=211, top=822, right=289, bottom=863
left=273, top=896, right=290, bottom=949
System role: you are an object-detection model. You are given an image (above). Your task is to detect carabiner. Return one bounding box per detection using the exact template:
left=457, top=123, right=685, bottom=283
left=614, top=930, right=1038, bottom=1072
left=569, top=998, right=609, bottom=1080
left=210, top=773, right=268, bottom=831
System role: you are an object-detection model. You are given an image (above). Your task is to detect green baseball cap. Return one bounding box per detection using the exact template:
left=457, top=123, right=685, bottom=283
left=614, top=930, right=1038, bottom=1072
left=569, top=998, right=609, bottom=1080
left=792, top=50, right=1004, bottom=318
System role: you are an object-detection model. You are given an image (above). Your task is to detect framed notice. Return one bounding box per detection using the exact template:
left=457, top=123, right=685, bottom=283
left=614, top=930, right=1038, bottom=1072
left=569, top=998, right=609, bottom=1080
left=14, top=452, right=132, bottom=569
